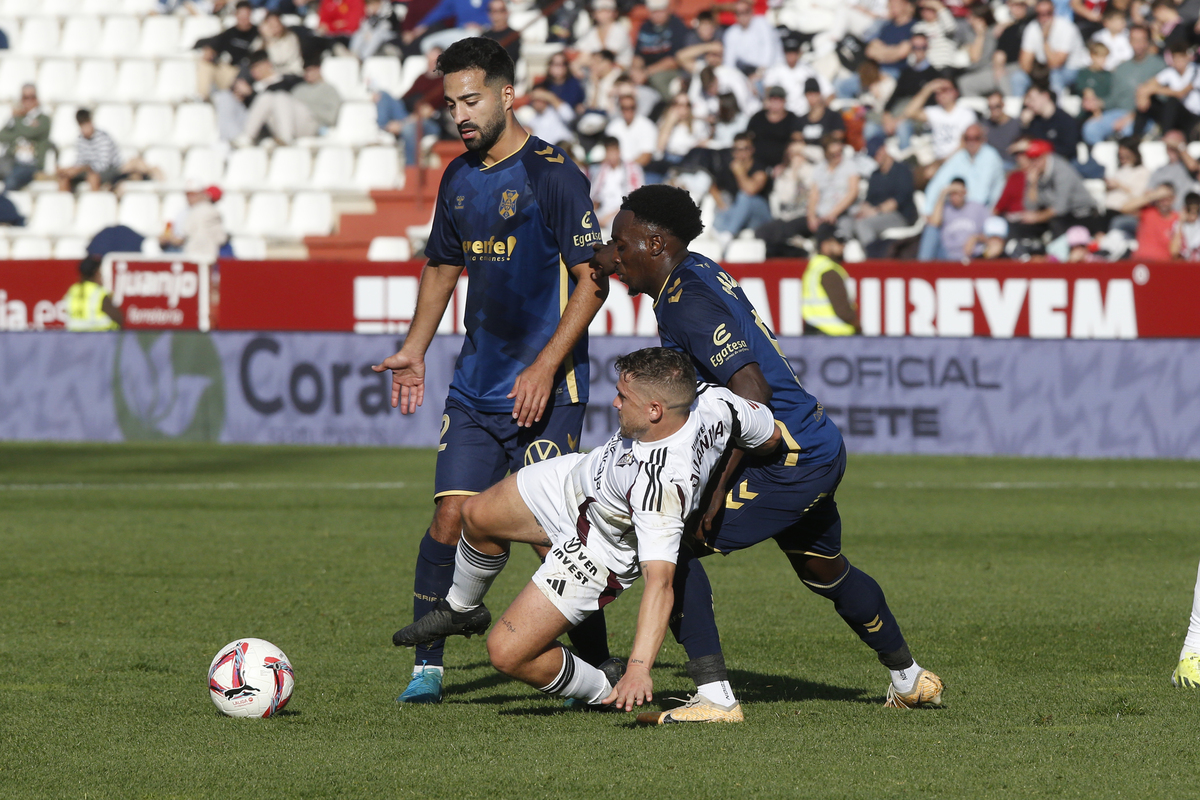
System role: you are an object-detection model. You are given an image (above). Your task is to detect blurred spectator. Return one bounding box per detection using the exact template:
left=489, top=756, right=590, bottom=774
left=574, top=0, right=634, bottom=67
left=854, top=136, right=918, bottom=250
left=723, top=0, right=784, bottom=77
left=920, top=124, right=1005, bottom=257
left=756, top=141, right=813, bottom=257
left=1020, top=85, right=1080, bottom=162
left=590, top=136, right=643, bottom=237
left=865, top=0, right=918, bottom=79
left=57, top=109, right=162, bottom=193
left=1074, top=41, right=1111, bottom=103
left=0, top=84, right=50, bottom=191
left=879, top=33, right=939, bottom=144
left=605, top=93, right=656, bottom=167
left=1148, top=130, right=1200, bottom=210
left=796, top=79, right=846, bottom=147
left=708, top=92, right=752, bottom=149
left=1093, top=9, right=1133, bottom=70
left=375, top=47, right=443, bottom=165
left=964, top=216, right=1012, bottom=258
left=404, top=0, right=488, bottom=53
left=1104, top=138, right=1150, bottom=222
left=1082, top=24, right=1162, bottom=145
left=1131, top=182, right=1180, bottom=260
left=64, top=256, right=122, bottom=332
left=542, top=52, right=586, bottom=115
left=633, top=0, right=689, bottom=100
left=856, top=60, right=898, bottom=141
left=764, top=32, right=834, bottom=117
left=160, top=184, right=229, bottom=261
left=927, top=178, right=988, bottom=259
left=902, top=77, right=977, bottom=178
left=1010, top=138, right=1100, bottom=242
left=624, top=57, right=668, bottom=117
left=984, top=90, right=1021, bottom=157
left=197, top=1, right=259, bottom=99
left=0, top=25, right=7, bottom=51
left=1070, top=0, right=1105, bottom=41
left=396, top=0, right=441, bottom=56
left=293, top=59, right=343, bottom=132
left=1062, top=225, right=1098, bottom=261
left=712, top=132, right=772, bottom=247
left=350, top=0, right=400, bottom=60
left=957, top=5, right=1003, bottom=97
left=680, top=8, right=721, bottom=50
left=252, top=12, right=305, bottom=76
left=687, top=46, right=756, bottom=121
left=647, top=94, right=710, bottom=180
left=318, top=0, right=366, bottom=44
left=802, top=225, right=860, bottom=335
left=234, top=52, right=316, bottom=145
left=483, top=1, right=522, bottom=64
left=1014, top=0, right=1090, bottom=97
left=582, top=50, right=621, bottom=119
left=1176, top=191, right=1200, bottom=259
left=912, top=0, right=958, bottom=70
left=0, top=193, right=23, bottom=226
left=994, top=0, right=1033, bottom=94
left=746, top=87, right=801, bottom=170
left=1152, top=0, right=1196, bottom=51
left=1134, top=43, right=1200, bottom=137
left=524, top=86, right=576, bottom=145
left=807, top=134, right=860, bottom=238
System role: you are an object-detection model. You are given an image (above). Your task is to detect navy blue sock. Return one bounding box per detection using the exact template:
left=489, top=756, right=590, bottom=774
left=800, top=557, right=910, bottom=666
left=567, top=610, right=610, bottom=667
left=412, top=530, right=457, bottom=668
left=669, top=552, right=723, bottom=660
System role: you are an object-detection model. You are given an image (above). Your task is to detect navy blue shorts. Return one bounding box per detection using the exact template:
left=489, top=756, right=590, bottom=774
left=433, top=397, right=586, bottom=500
left=702, top=442, right=848, bottom=559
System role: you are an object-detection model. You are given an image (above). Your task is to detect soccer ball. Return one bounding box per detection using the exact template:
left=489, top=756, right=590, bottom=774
left=208, top=638, right=295, bottom=718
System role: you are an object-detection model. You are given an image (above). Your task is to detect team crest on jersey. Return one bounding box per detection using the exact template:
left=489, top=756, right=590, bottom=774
left=499, top=190, right=519, bottom=219
left=616, top=452, right=635, bottom=467
left=525, top=439, right=561, bottom=464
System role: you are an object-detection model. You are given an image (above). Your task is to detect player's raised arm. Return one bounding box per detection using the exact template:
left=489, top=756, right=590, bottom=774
left=604, top=558, right=675, bottom=711
left=372, top=260, right=465, bottom=413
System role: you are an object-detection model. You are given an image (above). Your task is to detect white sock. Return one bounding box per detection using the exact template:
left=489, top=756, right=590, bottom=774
left=1182, top=560, right=1200, bottom=658
left=537, top=647, right=613, bottom=704
left=891, top=661, right=923, bottom=693
left=696, top=680, right=737, bottom=707
left=413, top=663, right=443, bottom=676
left=445, top=539, right=507, bottom=612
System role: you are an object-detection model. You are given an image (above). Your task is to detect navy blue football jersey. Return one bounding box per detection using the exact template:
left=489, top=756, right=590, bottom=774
left=425, top=135, right=601, bottom=413
left=653, top=252, right=843, bottom=467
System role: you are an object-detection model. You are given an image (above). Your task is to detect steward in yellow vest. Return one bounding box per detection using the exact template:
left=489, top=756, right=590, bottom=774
left=63, top=256, right=123, bottom=331
left=802, top=225, right=860, bottom=335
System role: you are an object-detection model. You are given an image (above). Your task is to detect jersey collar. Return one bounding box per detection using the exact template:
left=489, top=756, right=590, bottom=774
left=479, top=134, right=531, bottom=172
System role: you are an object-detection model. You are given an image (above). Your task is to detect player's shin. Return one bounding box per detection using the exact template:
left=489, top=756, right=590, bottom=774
left=669, top=553, right=737, bottom=706
left=413, top=530, right=458, bottom=666
left=566, top=608, right=612, bottom=667
left=796, top=555, right=911, bottom=669
left=445, top=539, right=508, bottom=612
left=536, top=643, right=613, bottom=705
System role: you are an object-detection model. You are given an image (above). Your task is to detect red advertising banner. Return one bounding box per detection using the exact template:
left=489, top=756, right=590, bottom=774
left=215, top=259, right=1200, bottom=339
left=100, top=255, right=210, bottom=331
left=0, top=259, right=79, bottom=330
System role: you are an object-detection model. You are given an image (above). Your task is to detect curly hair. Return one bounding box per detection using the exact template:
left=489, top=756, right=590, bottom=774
left=436, top=37, right=515, bottom=88
left=619, top=185, right=705, bottom=245
left=614, top=347, right=697, bottom=409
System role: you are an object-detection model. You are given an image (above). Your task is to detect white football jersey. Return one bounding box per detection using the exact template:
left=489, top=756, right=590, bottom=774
left=558, top=384, right=776, bottom=588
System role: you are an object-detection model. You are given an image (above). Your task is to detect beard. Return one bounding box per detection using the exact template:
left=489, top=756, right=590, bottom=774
left=460, top=110, right=506, bottom=153
left=617, top=416, right=648, bottom=440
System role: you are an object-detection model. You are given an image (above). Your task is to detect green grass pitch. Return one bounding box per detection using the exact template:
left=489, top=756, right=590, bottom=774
left=2, top=443, right=1200, bottom=798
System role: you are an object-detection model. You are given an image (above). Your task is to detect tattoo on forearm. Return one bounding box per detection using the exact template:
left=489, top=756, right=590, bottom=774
left=629, top=659, right=645, bottom=666
left=500, top=616, right=516, bottom=633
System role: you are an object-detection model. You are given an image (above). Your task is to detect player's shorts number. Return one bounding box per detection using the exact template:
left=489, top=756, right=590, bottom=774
left=438, top=414, right=450, bottom=452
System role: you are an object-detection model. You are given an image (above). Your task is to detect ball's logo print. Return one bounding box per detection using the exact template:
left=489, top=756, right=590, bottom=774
left=524, top=439, right=561, bottom=465
left=112, top=331, right=225, bottom=442
left=499, top=190, right=519, bottom=219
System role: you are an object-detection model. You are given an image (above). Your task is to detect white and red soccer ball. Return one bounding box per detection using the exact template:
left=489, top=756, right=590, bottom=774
left=208, top=638, right=294, bottom=718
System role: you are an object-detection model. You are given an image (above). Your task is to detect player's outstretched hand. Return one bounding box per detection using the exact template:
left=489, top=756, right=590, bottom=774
left=371, top=351, right=426, bottom=414
left=602, top=665, right=653, bottom=712
left=508, top=361, right=555, bottom=428
left=590, top=241, right=618, bottom=281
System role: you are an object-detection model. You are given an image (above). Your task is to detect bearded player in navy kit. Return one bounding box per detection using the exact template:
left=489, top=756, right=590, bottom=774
left=372, top=37, right=609, bottom=704
left=591, top=185, right=945, bottom=722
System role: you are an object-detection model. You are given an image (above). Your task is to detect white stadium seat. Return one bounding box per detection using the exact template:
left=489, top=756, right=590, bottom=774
left=289, top=191, right=333, bottom=236
left=266, top=147, right=313, bottom=190
left=0, top=104, right=11, bottom=131
left=311, top=145, right=355, bottom=190
left=75, top=192, right=119, bottom=237
left=321, top=56, right=366, bottom=101
left=182, top=146, right=224, bottom=185
left=0, top=56, right=37, bottom=102
left=230, top=235, right=267, bottom=259
left=60, top=17, right=103, bottom=58
left=142, top=146, right=182, bottom=183
left=54, top=237, right=89, bottom=260
left=132, top=103, right=175, bottom=149
left=216, top=191, right=247, bottom=235
left=224, top=147, right=269, bottom=190
left=50, top=104, right=82, bottom=149
left=1092, top=141, right=1118, bottom=175
left=56, top=145, right=78, bottom=169
left=37, top=60, right=79, bottom=105
left=155, top=59, right=198, bottom=103
left=14, top=17, right=59, bottom=56
left=99, top=17, right=141, bottom=58
left=161, top=190, right=188, bottom=229
left=397, top=55, right=427, bottom=98
left=354, top=146, right=401, bottom=189
left=331, top=101, right=383, bottom=145
left=116, top=60, right=158, bottom=104
left=82, top=0, right=122, bottom=12
left=1139, top=141, right=1168, bottom=172
left=368, top=236, right=412, bottom=261
left=94, top=103, right=134, bottom=146
left=6, top=190, right=32, bottom=221
left=0, top=239, right=9, bottom=258
left=138, top=15, right=181, bottom=58
left=11, top=237, right=53, bottom=259
left=245, top=191, right=290, bottom=236
left=362, top=56, right=403, bottom=97
left=75, top=59, right=120, bottom=106
left=124, top=0, right=158, bottom=14
left=29, top=192, right=76, bottom=235
left=179, top=14, right=222, bottom=50
left=118, top=192, right=162, bottom=237
left=31, top=0, right=76, bottom=14
left=173, top=103, right=218, bottom=147
left=724, top=238, right=767, bottom=263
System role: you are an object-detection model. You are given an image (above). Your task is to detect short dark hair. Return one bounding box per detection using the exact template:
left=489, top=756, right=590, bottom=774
left=733, top=131, right=755, bottom=145
left=597, top=49, right=616, bottom=62
left=78, top=255, right=101, bottom=277
left=950, top=177, right=966, bottom=186
left=75, top=108, right=92, bottom=125
left=249, top=49, right=270, bottom=65
left=602, top=136, right=621, bottom=149
left=236, top=0, right=252, bottom=9
left=1186, top=191, right=1200, bottom=207
left=436, top=37, right=515, bottom=89
left=614, top=347, right=697, bottom=409
left=620, top=185, right=705, bottom=245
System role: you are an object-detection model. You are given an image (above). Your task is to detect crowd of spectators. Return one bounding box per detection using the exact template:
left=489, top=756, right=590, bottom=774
left=7, top=0, right=1200, bottom=261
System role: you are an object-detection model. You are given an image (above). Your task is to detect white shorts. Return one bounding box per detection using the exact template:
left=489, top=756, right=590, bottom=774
left=517, top=455, right=623, bottom=626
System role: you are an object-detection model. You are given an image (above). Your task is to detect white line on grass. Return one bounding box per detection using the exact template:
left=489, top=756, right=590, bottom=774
left=0, top=482, right=414, bottom=491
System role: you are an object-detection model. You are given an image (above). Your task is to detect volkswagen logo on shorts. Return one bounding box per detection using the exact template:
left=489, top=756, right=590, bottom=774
left=524, top=439, right=561, bottom=465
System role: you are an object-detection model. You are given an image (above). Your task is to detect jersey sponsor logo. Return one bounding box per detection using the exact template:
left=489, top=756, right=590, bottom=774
left=461, top=235, right=518, bottom=260
left=454, top=195, right=465, bottom=210
left=524, top=438, right=562, bottom=464
left=499, top=189, right=520, bottom=219
left=712, top=323, right=732, bottom=346
left=573, top=230, right=604, bottom=247
left=710, top=338, right=749, bottom=368
left=581, top=211, right=594, bottom=229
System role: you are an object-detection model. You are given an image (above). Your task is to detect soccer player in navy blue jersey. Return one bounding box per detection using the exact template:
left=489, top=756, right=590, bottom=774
left=372, top=37, right=610, bottom=704
left=590, top=185, right=945, bottom=720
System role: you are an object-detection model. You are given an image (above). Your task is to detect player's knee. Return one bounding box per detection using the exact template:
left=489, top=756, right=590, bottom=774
left=459, top=495, right=484, bottom=539
left=800, top=554, right=848, bottom=586
left=486, top=630, right=518, bottom=676
left=429, top=499, right=464, bottom=545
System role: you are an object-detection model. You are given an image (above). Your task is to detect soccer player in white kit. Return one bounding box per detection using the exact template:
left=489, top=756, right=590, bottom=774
left=393, top=347, right=780, bottom=711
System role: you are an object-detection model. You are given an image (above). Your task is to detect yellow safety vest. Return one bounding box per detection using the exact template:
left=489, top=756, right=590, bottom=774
left=64, top=281, right=118, bottom=332
left=801, top=254, right=856, bottom=336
